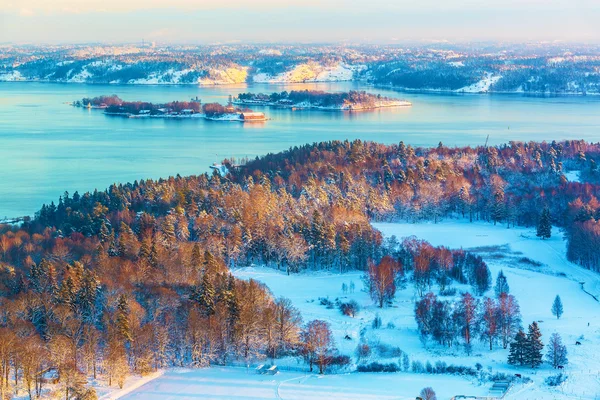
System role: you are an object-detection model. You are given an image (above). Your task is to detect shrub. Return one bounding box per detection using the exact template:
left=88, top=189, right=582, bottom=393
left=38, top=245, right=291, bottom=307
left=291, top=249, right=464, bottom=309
left=439, top=287, right=457, bottom=296
left=339, top=300, right=360, bottom=317
left=545, top=373, right=567, bottom=387
left=356, top=362, right=399, bottom=373
left=328, top=355, right=351, bottom=368
left=375, top=343, right=404, bottom=358
left=319, top=297, right=334, bottom=309
left=355, top=343, right=372, bottom=361
left=420, top=387, right=437, bottom=400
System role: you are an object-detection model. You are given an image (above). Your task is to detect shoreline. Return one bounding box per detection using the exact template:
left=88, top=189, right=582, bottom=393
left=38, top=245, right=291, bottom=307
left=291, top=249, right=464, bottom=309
left=2, top=79, right=599, bottom=97
left=233, top=99, right=412, bottom=111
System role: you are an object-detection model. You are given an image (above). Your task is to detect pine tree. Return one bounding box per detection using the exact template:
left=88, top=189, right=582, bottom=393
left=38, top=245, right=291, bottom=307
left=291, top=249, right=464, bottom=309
left=116, top=294, right=132, bottom=343
left=525, top=322, right=544, bottom=368
left=138, top=240, right=150, bottom=260
left=198, top=274, right=215, bottom=317
left=546, top=332, right=568, bottom=368
left=191, top=243, right=202, bottom=271
left=536, top=207, right=552, bottom=240
left=494, top=270, right=510, bottom=298
left=148, top=241, right=159, bottom=268
left=507, top=330, right=527, bottom=366
left=99, top=221, right=110, bottom=243
left=492, top=190, right=505, bottom=225
left=551, top=295, right=563, bottom=319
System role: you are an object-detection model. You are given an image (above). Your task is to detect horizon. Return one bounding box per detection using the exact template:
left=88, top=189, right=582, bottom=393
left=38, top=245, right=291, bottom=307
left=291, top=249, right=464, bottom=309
left=2, top=0, right=600, bottom=44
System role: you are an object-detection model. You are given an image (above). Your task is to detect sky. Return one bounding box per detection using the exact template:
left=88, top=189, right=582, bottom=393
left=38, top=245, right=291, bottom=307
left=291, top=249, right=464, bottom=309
left=1, top=0, right=600, bottom=44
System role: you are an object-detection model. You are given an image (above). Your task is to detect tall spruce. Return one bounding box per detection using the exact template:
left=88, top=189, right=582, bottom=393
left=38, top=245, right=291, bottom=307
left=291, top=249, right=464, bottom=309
left=536, top=207, right=552, bottom=239
left=198, top=273, right=216, bottom=317
left=551, top=295, right=563, bottom=320
left=507, top=330, right=527, bottom=366
left=525, top=322, right=544, bottom=368
left=494, top=270, right=510, bottom=298
left=116, top=294, right=132, bottom=343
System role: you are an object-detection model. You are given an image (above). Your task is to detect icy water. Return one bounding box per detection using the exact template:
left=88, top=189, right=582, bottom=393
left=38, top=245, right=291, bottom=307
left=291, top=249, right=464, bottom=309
left=1, top=81, right=600, bottom=217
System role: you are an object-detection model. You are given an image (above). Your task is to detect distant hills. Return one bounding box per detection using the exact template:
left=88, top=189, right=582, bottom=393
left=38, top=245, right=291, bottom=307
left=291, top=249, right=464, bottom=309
left=1, top=43, right=599, bottom=95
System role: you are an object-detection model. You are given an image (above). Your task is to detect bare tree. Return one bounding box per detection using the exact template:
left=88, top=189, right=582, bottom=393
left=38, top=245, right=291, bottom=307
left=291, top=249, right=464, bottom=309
left=363, top=256, right=402, bottom=308
left=300, top=320, right=335, bottom=374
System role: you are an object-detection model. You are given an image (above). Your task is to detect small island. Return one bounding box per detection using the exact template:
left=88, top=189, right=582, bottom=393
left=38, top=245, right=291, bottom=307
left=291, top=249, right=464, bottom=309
left=234, top=90, right=412, bottom=111
left=72, top=95, right=267, bottom=122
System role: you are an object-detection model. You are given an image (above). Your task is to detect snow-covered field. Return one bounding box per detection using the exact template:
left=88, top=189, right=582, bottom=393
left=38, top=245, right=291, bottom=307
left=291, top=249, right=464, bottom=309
left=120, top=220, right=600, bottom=399
left=119, top=367, right=488, bottom=400
left=457, top=73, right=502, bottom=93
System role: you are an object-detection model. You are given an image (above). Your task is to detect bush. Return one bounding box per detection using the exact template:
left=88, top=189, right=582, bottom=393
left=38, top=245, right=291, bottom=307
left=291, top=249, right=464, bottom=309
left=545, top=373, right=567, bottom=387
left=319, top=297, right=334, bottom=309
left=356, top=362, right=399, bottom=373
left=439, top=287, right=457, bottom=296
left=420, top=387, right=437, bottom=400
left=339, top=300, right=360, bottom=317
left=328, top=355, right=351, bottom=368
left=375, top=343, right=404, bottom=358
left=355, top=343, right=372, bottom=361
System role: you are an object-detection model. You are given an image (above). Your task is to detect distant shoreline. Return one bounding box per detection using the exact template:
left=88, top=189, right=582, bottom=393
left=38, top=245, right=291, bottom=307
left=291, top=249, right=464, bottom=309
left=2, top=79, right=598, bottom=97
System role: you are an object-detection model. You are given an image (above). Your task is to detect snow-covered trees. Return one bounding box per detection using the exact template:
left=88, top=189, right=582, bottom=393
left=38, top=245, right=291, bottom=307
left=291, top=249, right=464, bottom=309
left=546, top=333, right=568, bottom=369
left=552, top=295, right=564, bottom=319
left=300, top=320, right=336, bottom=374
left=497, top=294, right=521, bottom=349
left=480, top=297, right=499, bottom=350
left=419, top=387, right=437, bottom=400
left=494, top=270, right=509, bottom=298
left=537, top=207, right=552, bottom=240
left=469, top=255, right=491, bottom=295
left=458, top=292, right=478, bottom=345
left=363, top=256, right=403, bottom=308
left=507, top=330, right=528, bottom=366
left=507, top=323, right=547, bottom=369
left=525, top=322, right=544, bottom=369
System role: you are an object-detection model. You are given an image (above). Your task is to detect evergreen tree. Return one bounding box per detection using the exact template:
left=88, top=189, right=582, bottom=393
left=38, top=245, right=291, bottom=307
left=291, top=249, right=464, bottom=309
left=507, top=330, right=527, bottom=366
left=116, top=294, right=132, bottom=343
left=546, top=332, right=568, bottom=368
left=551, top=295, right=563, bottom=319
left=492, top=190, right=505, bottom=225
left=525, top=322, right=544, bottom=368
left=494, top=270, right=510, bottom=298
left=198, top=274, right=216, bottom=317
left=536, top=207, right=552, bottom=240
left=99, top=221, right=110, bottom=243
left=148, top=241, right=159, bottom=268
left=191, top=243, right=202, bottom=270
left=138, top=240, right=150, bottom=260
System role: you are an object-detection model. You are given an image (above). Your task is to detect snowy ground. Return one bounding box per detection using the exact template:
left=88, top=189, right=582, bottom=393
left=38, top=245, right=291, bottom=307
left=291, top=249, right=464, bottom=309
left=119, top=367, right=488, bottom=400
left=120, top=220, right=600, bottom=399
left=456, top=73, right=502, bottom=93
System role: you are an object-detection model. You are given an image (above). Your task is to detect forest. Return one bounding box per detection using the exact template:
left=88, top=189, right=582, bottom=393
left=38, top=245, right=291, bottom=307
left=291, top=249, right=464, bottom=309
left=236, top=90, right=398, bottom=108
left=1, top=139, right=600, bottom=398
